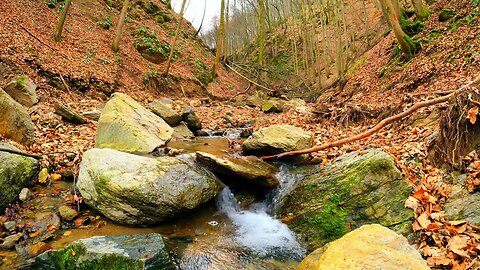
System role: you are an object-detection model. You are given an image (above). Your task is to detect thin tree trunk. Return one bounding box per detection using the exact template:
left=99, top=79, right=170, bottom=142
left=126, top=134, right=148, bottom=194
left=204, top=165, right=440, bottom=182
left=164, top=0, right=187, bottom=76
left=54, top=0, right=72, bottom=42
left=112, top=0, right=130, bottom=52
left=212, top=0, right=226, bottom=77
left=194, top=0, right=207, bottom=37
left=258, top=0, right=266, bottom=67
left=378, top=0, right=413, bottom=58
left=411, top=0, right=429, bottom=21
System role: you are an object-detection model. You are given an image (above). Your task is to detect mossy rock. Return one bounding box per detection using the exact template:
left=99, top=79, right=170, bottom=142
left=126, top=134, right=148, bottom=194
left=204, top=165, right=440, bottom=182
left=34, top=234, right=176, bottom=269
left=0, top=149, right=39, bottom=213
left=0, top=89, right=35, bottom=146
left=261, top=99, right=284, bottom=113
left=274, top=149, right=413, bottom=250
left=134, top=27, right=174, bottom=64
left=439, top=8, right=456, bottom=22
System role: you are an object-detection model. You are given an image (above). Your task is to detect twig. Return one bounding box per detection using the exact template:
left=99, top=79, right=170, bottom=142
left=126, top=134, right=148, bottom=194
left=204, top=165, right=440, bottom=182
left=20, top=25, right=57, bottom=52
left=180, top=85, right=187, bottom=98
left=59, top=73, right=70, bottom=91
left=228, top=83, right=252, bottom=102
left=225, top=63, right=275, bottom=93
left=261, top=75, right=480, bottom=160
left=0, top=147, right=42, bottom=159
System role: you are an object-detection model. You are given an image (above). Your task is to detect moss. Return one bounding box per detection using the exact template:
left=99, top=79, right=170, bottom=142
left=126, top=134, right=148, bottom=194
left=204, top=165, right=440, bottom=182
left=307, top=199, right=347, bottom=242
left=134, top=27, right=177, bottom=64
left=46, top=244, right=143, bottom=270
left=15, top=76, right=28, bottom=86
left=346, top=56, right=367, bottom=77
left=439, top=8, right=456, bottom=22
left=193, top=59, right=213, bottom=87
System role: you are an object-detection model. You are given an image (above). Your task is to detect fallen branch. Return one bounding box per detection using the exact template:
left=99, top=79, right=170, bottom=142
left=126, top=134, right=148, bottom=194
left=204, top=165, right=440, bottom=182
left=0, top=147, right=42, bottom=159
left=225, top=63, right=275, bottom=93
left=261, top=75, right=480, bottom=160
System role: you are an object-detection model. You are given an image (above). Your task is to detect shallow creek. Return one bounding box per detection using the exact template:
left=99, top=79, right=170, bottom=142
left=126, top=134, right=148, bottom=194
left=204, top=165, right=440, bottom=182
left=9, top=137, right=306, bottom=269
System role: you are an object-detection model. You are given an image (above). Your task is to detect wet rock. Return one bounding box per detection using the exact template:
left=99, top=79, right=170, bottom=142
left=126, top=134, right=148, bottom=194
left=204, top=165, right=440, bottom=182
left=243, top=125, right=313, bottom=156
left=81, top=110, right=102, bottom=121
left=261, top=99, right=284, bottom=113
left=196, top=152, right=279, bottom=189
left=58, top=206, right=78, bottom=221
left=444, top=175, right=480, bottom=224
left=172, top=122, right=195, bottom=140
left=54, top=100, right=88, bottom=124
left=77, top=148, right=222, bottom=225
left=60, top=170, right=75, bottom=182
left=96, top=93, right=173, bottom=154
left=0, top=150, right=39, bottom=212
left=275, top=149, right=413, bottom=249
left=297, top=224, right=429, bottom=270
left=149, top=100, right=182, bottom=126
left=35, top=234, right=176, bottom=269
left=182, top=106, right=202, bottom=131
left=3, top=221, right=16, bottom=232
left=19, top=188, right=31, bottom=202
left=0, top=233, right=22, bottom=250
left=196, top=129, right=211, bottom=137
left=28, top=242, right=53, bottom=257
left=0, top=88, right=35, bottom=146
left=4, top=76, right=38, bottom=107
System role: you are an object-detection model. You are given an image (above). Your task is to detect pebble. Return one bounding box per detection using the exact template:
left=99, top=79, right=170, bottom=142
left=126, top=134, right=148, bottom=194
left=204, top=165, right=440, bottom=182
left=3, top=221, right=16, bottom=232
left=19, top=188, right=31, bottom=202
left=0, top=233, right=22, bottom=250
left=58, top=206, right=79, bottom=221
left=38, top=168, right=49, bottom=184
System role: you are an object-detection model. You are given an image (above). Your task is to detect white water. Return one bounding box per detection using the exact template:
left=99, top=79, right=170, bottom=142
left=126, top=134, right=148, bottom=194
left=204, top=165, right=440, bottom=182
left=216, top=187, right=306, bottom=259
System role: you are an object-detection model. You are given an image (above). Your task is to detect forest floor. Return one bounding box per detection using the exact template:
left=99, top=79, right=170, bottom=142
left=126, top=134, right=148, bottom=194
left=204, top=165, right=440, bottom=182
left=1, top=0, right=480, bottom=269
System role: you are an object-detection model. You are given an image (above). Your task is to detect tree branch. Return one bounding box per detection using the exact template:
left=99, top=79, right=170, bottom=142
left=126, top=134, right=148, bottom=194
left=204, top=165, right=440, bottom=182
left=261, top=75, right=480, bottom=160
left=0, top=147, right=42, bottom=159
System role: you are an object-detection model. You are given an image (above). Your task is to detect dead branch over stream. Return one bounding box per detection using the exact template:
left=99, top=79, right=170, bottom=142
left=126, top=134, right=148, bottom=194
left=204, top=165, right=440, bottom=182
left=261, top=75, right=480, bottom=160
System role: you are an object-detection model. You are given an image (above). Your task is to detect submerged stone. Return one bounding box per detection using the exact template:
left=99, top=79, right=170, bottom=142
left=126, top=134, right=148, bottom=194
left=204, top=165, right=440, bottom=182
left=34, top=234, right=176, bottom=270
left=275, top=149, right=413, bottom=250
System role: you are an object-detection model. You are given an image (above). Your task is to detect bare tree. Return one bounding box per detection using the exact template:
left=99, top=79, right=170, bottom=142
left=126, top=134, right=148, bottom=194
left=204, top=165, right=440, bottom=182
left=164, top=0, right=187, bottom=76
left=112, top=0, right=130, bottom=52
left=54, top=0, right=72, bottom=42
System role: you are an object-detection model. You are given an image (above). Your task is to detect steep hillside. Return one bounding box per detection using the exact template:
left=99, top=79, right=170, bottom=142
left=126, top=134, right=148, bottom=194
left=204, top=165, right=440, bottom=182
left=0, top=0, right=242, bottom=100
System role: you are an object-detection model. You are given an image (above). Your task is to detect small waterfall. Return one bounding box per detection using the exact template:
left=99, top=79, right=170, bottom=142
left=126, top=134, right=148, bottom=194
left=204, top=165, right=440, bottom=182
left=216, top=187, right=306, bottom=260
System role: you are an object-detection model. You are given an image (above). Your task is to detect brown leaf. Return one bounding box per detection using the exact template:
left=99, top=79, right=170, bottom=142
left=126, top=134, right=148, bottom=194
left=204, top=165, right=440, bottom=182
left=468, top=106, right=479, bottom=125
left=417, top=213, right=432, bottom=229
left=448, top=235, right=470, bottom=257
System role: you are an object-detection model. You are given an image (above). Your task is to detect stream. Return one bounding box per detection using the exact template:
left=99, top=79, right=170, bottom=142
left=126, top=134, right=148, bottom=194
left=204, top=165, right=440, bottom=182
left=7, top=136, right=306, bottom=269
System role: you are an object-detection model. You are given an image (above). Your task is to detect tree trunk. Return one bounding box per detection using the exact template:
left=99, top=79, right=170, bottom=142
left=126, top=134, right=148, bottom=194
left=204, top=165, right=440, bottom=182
left=112, top=0, right=130, bottom=52
left=194, top=0, right=207, bottom=37
left=164, top=0, right=187, bottom=76
left=378, top=0, right=413, bottom=58
left=54, top=0, right=72, bottom=42
left=411, top=0, right=429, bottom=21
left=211, top=0, right=226, bottom=77
left=258, top=0, right=266, bottom=67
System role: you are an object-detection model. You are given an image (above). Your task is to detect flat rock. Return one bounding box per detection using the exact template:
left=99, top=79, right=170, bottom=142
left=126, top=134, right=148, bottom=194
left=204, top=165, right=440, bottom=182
left=96, top=93, right=174, bottom=154
left=34, top=234, right=176, bottom=269
left=196, top=152, right=279, bottom=188
left=4, top=76, right=38, bottom=107
left=444, top=175, right=480, bottom=224
left=296, top=224, right=429, bottom=270
left=0, top=88, right=35, bottom=146
left=0, top=150, right=39, bottom=212
left=77, top=148, right=222, bottom=225
left=149, top=100, right=182, bottom=126
left=54, top=100, right=87, bottom=124
left=172, top=122, right=195, bottom=140
left=243, top=125, right=313, bottom=156
left=275, top=149, right=413, bottom=249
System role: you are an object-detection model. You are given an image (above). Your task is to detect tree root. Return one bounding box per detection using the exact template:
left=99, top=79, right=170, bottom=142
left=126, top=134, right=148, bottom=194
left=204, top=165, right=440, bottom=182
left=261, top=75, right=480, bottom=160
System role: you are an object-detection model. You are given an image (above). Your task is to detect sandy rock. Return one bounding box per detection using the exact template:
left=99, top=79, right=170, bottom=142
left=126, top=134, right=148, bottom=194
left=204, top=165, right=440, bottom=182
left=4, top=76, right=38, bottom=107
left=0, top=88, right=35, bottom=146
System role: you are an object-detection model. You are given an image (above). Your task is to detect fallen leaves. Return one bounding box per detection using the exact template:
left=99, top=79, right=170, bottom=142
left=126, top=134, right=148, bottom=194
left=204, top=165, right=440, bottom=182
left=467, top=106, right=478, bottom=124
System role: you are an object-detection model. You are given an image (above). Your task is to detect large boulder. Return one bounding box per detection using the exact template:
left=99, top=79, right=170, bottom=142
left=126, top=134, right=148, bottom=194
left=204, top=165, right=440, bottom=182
left=0, top=88, right=35, bottom=146
left=4, top=76, right=38, bottom=107
left=148, top=100, right=182, bottom=126
left=296, top=224, right=429, bottom=270
left=96, top=93, right=174, bottom=154
left=196, top=152, right=279, bottom=189
left=34, top=234, right=176, bottom=270
left=243, top=125, right=313, bottom=156
left=0, top=146, right=39, bottom=212
left=275, top=149, right=413, bottom=250
left=77, top=148, right=222, bottom=225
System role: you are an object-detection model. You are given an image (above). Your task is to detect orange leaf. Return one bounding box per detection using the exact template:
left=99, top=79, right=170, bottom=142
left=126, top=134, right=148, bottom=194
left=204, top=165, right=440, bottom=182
left=468, top=106, right=479, bottom=125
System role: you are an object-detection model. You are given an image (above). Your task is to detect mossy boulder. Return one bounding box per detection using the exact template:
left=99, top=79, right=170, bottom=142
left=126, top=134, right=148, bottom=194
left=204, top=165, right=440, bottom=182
left=297, top=224, right=429, bottom=270
left=243, top=125, right=313, bottom=156
left=195, top=152, right=279, bottom=189
left=96, top=93, right=173, bottom=155
left=134, top=27, right=173, bottom=64
left=34, top=234, right=176, bottom=270
left=0, top=88, right=35, bottom=146
left=148, top=100, right=181, bottom=126
left=4, top=76, right=38, bottom=107
left=274, top=149, right=413, bottom=250
left=77, top=148, right=222, bottom=225
left=261, top=99, right=284, bottom=113
left=0, top=148, right=39, bottom=212
left=439, top=8, right=456, bottom=22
